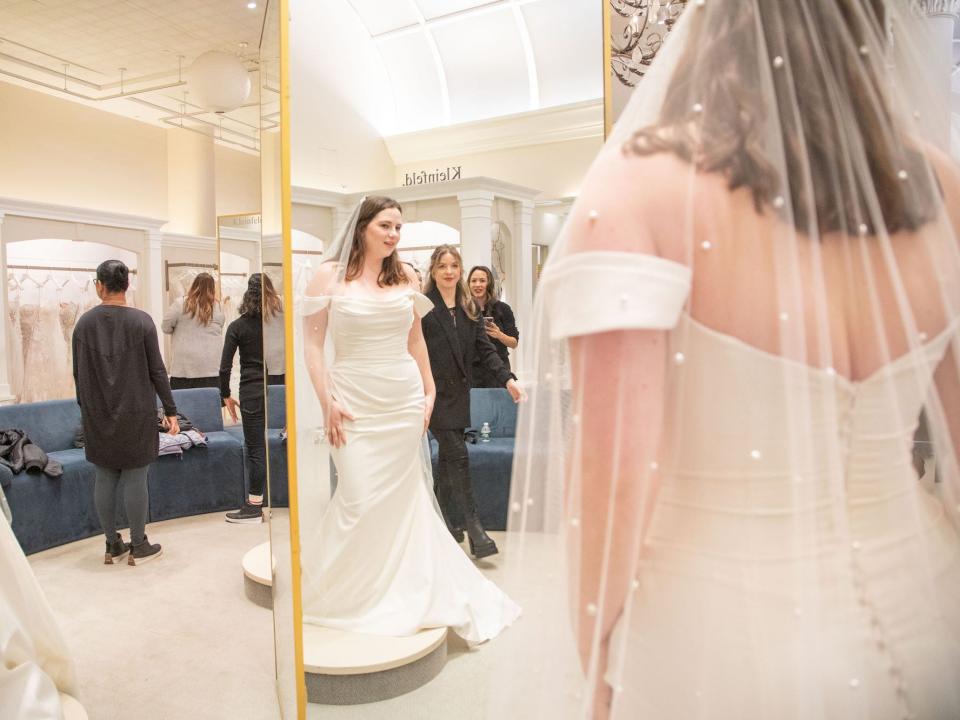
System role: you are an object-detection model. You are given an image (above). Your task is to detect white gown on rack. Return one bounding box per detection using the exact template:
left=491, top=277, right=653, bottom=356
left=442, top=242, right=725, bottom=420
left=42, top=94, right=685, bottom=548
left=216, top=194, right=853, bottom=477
left=300, top=289, right=521, bottom=644
left=7, top=292, right=22, bottom=402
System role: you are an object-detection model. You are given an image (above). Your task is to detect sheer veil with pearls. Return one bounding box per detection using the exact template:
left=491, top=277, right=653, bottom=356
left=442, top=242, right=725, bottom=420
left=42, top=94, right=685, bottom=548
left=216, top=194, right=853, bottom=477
left=489, top=2, right=960, bottom=718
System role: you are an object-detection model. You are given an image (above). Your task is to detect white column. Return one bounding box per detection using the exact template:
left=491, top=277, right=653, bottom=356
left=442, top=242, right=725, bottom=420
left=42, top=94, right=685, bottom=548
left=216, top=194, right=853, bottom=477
left=512, top=200, right=534, bottom=379
left=0, top=213, right=13, bottom=403
left=146, top=229, right=165, bottom=340
left=917, top=0, right=959, bottom=149
left=457, top=190, right=494, bottom=273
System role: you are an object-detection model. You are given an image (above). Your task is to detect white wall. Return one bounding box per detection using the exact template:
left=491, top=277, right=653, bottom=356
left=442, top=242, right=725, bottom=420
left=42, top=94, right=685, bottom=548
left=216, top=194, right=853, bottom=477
left=290, top=0, right=396, bottom=193
left=0, top=80, right=261, bottom=227
left=0, top=81, right=168, bottom=218
left=215, top=144, right=261, bottom=217
left=394, top=136, right=601, bottom=200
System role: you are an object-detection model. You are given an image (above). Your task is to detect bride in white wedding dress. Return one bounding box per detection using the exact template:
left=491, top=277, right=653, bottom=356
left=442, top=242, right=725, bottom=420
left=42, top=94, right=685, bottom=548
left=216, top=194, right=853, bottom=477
left=299, top=196, right=520, bottom=643
left=491, top=2, right=960, bottom=719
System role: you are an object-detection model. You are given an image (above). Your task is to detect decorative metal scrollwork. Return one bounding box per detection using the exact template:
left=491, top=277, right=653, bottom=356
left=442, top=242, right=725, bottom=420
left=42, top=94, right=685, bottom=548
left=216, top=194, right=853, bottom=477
left=610, top=0, right=688, bottom=88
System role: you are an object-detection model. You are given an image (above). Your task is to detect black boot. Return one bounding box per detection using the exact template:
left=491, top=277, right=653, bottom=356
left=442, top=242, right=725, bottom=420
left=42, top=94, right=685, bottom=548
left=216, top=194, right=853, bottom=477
left=449, top=460, right=498, bottom=559
left=104, top=534, right=130, bottom=565
left=128, top=535, right=162, bottom=565
left=435, top=459, right=465, bottom=543
left=464, top=511, right=498, bottom=559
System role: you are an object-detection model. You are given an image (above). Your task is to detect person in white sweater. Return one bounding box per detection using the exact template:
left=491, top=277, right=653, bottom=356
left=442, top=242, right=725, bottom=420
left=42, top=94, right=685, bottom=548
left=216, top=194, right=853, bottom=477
left=161, top=273, right=225, bottom=390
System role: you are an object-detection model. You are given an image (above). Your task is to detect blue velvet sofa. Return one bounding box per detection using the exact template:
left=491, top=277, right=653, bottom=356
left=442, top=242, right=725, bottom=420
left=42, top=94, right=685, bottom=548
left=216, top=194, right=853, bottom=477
left=222, top=385, right=288, bottom=507
left=430, top=388, right=517, bottom=531
left=0, top=388, right=245, bottom=555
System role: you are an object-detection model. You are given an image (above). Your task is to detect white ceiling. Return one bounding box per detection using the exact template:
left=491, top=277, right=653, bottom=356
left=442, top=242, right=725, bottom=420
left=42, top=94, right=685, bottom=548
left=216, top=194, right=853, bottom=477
left=0, top=0, right=272, bottom=152
left=340, top=0, right=603, bottom=135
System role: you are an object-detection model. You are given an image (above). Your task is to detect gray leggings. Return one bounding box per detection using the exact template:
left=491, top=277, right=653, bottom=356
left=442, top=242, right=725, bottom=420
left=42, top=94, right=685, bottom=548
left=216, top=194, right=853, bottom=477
left=94, top=465, right=149, bottom=546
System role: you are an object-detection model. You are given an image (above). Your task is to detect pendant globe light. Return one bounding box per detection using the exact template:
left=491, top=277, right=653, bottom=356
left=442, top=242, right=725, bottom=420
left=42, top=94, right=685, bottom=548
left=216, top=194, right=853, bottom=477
left=187, top=51, right=252, bottom=114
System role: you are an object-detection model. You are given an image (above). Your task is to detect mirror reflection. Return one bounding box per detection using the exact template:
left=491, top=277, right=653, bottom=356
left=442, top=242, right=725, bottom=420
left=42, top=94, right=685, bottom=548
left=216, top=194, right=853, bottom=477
left=285, top=0, right=602, bottom=716
left=0, top=2, right=284, bottom=719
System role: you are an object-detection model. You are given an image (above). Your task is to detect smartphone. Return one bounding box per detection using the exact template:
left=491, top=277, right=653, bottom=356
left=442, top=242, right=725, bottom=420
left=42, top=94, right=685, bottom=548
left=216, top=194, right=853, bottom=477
left=483, top=316, right=495, bottom=325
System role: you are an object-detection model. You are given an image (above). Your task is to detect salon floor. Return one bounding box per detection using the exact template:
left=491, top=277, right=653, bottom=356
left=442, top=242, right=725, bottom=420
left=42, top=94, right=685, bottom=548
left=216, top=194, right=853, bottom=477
left=28, top=512, right=280, bottom=720
left=305, top=541, right=504, bottom=720
left=29, top=516, right=553, bottom=720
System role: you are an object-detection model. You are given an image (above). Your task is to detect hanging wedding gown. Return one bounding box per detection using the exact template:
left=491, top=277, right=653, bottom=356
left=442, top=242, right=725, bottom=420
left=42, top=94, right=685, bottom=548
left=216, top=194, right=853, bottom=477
left=18, top=303, right=44, bottom=405
left=300, top=289, right=521, bottom=643
left=7, top=288, right=23, bottom=402
left=57, top=298, right=79, bottom=400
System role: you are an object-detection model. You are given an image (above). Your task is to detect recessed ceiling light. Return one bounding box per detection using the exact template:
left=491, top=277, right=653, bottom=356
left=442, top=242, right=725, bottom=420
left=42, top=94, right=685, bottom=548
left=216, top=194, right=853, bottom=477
left=247, top=2, right=257, bottom=8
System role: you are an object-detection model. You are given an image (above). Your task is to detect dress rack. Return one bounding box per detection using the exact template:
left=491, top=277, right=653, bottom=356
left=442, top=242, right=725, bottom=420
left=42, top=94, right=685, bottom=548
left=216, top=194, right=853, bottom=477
left=8, top=264, right=138, bottom=274
left=163, top=261, right=249, bottom=291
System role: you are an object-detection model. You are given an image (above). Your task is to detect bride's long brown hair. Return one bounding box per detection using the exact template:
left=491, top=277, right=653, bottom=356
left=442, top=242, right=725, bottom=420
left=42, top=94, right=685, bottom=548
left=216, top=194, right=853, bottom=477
left=624, top=0, right=939, bottom=236
left=345, top=196, right=408, bottom=287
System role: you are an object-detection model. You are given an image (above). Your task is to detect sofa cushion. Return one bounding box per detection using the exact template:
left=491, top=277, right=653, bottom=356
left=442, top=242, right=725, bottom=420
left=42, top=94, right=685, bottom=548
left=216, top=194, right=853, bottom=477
left=0, top=464, right=12, bottom=490
left=469, top=388, right=517, bottom=438
left=223, top=425, right=244, bottom=443
left=467, top=438, right=514, bottom=530
left=266, top=429, right=288, bottom=507
left=267, top=385, right=286, bottom=430
left=0, top=399, right=81, bottom=453
left=429, top=437, right=514, bottom=531
left=164, top=388, right=225, bottom=433
left=6, top=450, right=115, bottom=555
left=146, top=431, right=244, bottom=521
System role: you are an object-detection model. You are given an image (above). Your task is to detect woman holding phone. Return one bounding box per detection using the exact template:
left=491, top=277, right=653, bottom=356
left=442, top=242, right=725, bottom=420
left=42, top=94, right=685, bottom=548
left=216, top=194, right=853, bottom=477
left=467, top=265, right=519, bottom=388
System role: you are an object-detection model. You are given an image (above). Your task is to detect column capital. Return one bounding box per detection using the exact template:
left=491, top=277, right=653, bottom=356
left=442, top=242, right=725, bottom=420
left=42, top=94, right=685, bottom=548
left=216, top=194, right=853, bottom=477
left=456, top=190, right=495, bottom=208
left=914, top=0, right=960, bottom=19
left=514, top=199, right=535, bottom=223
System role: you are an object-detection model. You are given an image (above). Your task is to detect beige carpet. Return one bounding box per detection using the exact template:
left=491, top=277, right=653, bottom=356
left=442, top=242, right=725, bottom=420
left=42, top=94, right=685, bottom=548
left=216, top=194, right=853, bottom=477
left=29, top=517, right=547, bottom=720
left=28, top=512, right=280, bottom=720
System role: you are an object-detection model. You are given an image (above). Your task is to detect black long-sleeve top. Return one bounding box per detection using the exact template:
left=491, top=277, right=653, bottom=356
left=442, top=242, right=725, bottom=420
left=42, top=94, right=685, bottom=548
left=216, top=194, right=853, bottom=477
left=72, top=305, right=176, bottom=469
left=472, top=299, right=519, bottom=388
left=219, top=314, right=266, bottom=399
left=422, top=288, right=515, bottom=430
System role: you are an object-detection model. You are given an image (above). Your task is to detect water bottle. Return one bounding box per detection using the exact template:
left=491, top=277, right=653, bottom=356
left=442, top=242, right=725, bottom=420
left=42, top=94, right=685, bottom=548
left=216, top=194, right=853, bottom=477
left=480, top=422, right=492, bottom=443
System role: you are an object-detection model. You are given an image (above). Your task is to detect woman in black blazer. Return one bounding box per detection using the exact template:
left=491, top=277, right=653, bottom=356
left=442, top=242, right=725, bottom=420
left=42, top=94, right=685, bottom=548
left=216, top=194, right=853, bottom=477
left=467, top=265, right=519, bottom=388
left=422, top=245, right=522, bottom=558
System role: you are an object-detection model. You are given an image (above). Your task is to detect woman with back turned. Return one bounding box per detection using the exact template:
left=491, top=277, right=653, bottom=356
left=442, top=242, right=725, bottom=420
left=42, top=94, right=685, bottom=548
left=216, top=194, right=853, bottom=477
left=72, top=260, right=178, bottom=566
left=161, top=272, right=224, bottom=390
left=494, top=2, right=960, bottom=718
left=220, top=273, right=285, bottom=524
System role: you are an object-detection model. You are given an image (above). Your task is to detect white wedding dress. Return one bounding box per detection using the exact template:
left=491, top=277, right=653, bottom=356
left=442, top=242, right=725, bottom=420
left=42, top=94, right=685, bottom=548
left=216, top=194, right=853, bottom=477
left=0, top=510, right=76, bottom=719
left=545, top=254, right=960, bottom=719
left=300, top=289, right=521, bottom=643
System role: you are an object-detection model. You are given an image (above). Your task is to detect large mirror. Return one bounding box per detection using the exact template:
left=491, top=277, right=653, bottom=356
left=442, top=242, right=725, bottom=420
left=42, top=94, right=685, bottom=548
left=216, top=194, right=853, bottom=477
left=281, top=1, right=603, bottom=717
left=0, top=2, right=285, bottom=718
left=259, top=1, right=303, bottom=718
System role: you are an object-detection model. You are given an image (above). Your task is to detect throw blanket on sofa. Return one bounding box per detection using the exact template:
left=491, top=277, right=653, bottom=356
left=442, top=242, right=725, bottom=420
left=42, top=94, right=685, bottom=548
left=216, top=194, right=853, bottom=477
left=0, top=430, right=63, bottom=478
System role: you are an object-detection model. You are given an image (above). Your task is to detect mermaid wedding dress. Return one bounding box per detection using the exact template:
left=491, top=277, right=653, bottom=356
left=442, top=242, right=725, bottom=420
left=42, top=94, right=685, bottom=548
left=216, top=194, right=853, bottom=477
left=300, top=288, right=521, bottom=643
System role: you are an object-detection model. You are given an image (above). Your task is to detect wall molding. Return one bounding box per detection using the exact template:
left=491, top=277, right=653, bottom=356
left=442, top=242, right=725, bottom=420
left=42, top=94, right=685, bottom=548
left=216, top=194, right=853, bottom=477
left=161, top=232, right=217, bottom=250
left=914, top=0, right=960, bottom=18
left=0, top=196, right=166, bottom=231
left=383, top=100, right=604, bottom=166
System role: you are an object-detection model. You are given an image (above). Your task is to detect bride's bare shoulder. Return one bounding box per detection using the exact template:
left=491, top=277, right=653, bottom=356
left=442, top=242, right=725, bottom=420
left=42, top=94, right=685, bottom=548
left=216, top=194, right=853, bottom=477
left=306, top=261, right=341, bottom=295
left=567, top=146, right=699, bottom=256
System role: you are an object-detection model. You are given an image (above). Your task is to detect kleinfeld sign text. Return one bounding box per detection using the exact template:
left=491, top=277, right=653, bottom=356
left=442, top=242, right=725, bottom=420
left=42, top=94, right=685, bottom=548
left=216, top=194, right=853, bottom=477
left=404, top=166, right=462, bottom=186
